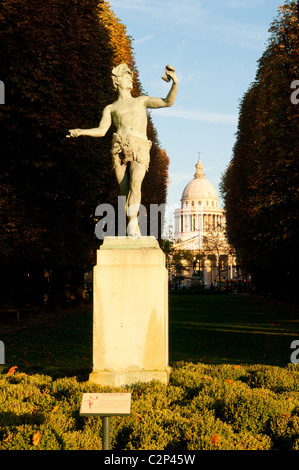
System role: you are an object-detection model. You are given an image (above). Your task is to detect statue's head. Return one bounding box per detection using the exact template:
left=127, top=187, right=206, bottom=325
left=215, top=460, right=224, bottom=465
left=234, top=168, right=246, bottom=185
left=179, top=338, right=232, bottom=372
left=112, top=64, right=133, bottom=91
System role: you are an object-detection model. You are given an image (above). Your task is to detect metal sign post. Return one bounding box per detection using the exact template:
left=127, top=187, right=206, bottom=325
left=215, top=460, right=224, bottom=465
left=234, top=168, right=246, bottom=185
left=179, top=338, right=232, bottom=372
left=80, top=393, right=131, bottom=450
left=102, top=416, right=111, bottom=450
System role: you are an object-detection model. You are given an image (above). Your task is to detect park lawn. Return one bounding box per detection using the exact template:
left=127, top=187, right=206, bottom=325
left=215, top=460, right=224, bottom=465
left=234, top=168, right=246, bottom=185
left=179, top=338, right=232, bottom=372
left=0, top=307, right=93, bottom=377
left=169, top=293, right=298, bottom=367
left=1, top=293, right=298, bottom=376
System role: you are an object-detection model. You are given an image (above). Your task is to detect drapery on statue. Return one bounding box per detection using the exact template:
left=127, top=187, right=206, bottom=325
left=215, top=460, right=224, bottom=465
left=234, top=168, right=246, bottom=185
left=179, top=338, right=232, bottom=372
left=67, top=64, right=178, bottom=237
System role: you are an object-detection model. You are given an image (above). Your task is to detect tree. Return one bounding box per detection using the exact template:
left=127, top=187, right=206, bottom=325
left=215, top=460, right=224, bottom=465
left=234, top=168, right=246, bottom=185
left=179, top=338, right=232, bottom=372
left=99, top=2, right=170, bottom=235
left=160, top=239, right=194, bottom=288
left=0, top=0, right=169, bottom=307
left=0, top=0, right=117, bottom=265
left=201, top=225, right=235, bottom=290
left=221, top=0, right=299, bottom=300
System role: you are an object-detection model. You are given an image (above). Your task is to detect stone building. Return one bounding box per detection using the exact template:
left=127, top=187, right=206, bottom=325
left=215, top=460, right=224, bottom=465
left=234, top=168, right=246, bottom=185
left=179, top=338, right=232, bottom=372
left=172, top=153, right=236, bottom=288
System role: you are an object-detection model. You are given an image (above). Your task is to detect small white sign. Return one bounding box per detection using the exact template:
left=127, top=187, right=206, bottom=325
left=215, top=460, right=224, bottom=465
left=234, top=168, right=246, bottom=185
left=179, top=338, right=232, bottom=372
left=80, top=393, right=131, bottom=416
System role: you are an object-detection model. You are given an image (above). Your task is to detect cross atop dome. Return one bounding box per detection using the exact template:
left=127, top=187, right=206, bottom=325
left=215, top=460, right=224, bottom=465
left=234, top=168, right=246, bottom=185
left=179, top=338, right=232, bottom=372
left=194, top=152, right=205, bottom=179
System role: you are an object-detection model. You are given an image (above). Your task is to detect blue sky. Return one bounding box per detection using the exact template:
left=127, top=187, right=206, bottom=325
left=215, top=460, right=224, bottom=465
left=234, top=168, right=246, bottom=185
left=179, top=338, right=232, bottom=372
left=108, top=0, right=283, bottom=218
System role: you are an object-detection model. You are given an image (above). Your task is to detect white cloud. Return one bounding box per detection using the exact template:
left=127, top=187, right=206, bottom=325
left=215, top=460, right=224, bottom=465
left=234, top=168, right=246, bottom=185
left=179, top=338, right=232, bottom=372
left=203, top=18, right=266, bottom=49
left=110, top=0, right=205, bottom=32
left=227, top=0, right=267, bottom=9
left=109, top=0, right=152, bottom=12
left=152, top=107, right=238, bottom=124
left=169, top=172, right=193, bottom=187
left=134, top=33, right=157, bottom=45
left=110, top=0, right=268, bottom=51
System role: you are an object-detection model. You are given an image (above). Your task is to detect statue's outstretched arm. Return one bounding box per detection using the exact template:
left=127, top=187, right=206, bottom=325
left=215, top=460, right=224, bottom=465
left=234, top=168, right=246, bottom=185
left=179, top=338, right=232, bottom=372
left=67, top=105, right=112, bottom=138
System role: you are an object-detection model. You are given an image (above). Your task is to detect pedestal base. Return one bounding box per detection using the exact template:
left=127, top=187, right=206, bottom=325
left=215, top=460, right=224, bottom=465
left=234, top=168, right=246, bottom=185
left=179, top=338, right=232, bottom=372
left=89, top=369, right=169, bottom=388
left=89, top=236, right=169, bottom=387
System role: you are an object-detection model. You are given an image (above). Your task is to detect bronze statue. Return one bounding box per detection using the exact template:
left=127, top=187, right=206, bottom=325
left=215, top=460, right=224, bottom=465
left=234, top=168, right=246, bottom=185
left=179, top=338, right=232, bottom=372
left=67, top=64, right=178, bottom=237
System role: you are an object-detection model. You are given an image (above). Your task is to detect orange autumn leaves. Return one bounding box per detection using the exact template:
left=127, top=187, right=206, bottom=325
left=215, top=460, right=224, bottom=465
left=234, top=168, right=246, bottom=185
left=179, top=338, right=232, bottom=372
left=6, top=365, right=59, bottom=448
left=98, top=2, right=169, bottom=210
left=7, top=366, right=18, bottom=375
left=31, top=404, right=60, bottom=447
left=208, top=373, right=241, bottom=448
left=7, top=366, right=26, bottom=378
left=32, top=431, right=40, bottom=446
left=210, top=434, right=221, bottom=447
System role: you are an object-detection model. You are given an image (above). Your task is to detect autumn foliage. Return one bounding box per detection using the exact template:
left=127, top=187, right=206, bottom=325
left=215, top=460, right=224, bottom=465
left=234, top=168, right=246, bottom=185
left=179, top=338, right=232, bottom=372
left=0, top=0, right=169, bottom=306
left=98, top=2, right=170, bottom=219
left=221, top=1, right=299, bottom=300
left=1, top=362, right=299, bottom=450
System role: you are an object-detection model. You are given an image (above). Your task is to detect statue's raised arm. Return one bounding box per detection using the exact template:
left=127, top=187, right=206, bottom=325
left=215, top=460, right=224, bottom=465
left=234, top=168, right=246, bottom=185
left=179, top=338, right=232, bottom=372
left=143, top=65, right=178, bottom=110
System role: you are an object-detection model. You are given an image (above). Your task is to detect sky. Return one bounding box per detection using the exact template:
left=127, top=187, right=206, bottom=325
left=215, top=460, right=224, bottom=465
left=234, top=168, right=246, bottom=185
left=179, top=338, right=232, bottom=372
left=108, top=0, right=284, bottom=222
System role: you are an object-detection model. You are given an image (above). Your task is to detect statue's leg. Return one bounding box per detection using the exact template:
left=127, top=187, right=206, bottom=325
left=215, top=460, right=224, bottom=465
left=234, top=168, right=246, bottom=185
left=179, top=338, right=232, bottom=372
left=114, top=160, right=129, bottom=197
left=127, top=161, right=146, bottom=237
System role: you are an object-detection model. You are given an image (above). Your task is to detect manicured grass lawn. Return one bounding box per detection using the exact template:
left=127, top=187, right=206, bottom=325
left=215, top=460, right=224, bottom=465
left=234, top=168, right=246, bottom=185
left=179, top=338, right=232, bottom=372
left=1, top=306, right=94, bottom=377
left=1, top=294, right=298, bottom=376
left=169, top=293, right=298, bottom=367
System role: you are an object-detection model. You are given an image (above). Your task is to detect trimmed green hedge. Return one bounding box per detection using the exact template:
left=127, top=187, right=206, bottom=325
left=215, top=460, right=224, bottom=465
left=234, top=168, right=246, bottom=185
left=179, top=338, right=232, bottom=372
left=1, top=362, right=299, bottom=450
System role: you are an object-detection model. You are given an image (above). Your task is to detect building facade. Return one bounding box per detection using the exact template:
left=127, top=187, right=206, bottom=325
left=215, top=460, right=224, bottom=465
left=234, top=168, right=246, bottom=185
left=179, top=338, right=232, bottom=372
left=172, top=154, right=236, bottom=288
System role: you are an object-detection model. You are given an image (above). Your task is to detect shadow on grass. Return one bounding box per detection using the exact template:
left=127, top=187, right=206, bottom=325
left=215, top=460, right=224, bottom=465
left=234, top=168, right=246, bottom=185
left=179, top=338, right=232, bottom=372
left=169, top=293, right=299, bottom=367
left=0, top=294, right=298, bottom=376
left=0, top=306, right=93, bottom=380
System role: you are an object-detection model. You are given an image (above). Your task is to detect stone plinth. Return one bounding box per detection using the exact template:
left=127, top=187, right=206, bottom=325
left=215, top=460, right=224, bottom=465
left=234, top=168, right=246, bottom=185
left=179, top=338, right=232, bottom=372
left=89, top=236, right=170, bottom=387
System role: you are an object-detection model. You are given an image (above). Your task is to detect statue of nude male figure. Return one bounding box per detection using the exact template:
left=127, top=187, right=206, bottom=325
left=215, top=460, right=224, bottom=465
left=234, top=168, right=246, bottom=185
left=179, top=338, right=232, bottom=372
left=67, top=64, right=178, bottom=237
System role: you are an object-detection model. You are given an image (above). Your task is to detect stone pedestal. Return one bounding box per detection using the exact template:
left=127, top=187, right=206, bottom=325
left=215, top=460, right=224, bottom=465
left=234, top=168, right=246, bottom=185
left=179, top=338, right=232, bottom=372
left=89, top=236, right=170, bottom=387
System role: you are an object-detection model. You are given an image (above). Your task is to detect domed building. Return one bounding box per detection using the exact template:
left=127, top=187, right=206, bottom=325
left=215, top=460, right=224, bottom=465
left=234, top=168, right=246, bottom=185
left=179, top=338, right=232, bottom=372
left=172, top=153, right=236, bottom=288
